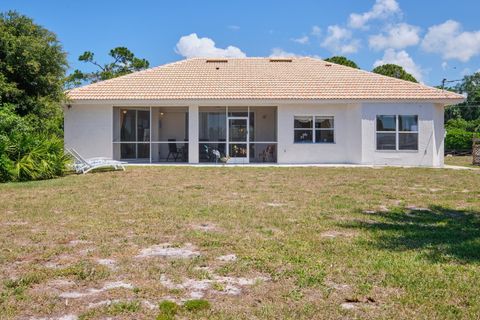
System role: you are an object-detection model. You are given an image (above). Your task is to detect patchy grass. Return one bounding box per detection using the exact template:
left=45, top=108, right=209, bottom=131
left=79, top=300, right=141, bottom=319
left=445, top=155, right=479, bottom=168
left=0, top=167, right=480, bottom=319
left=158, top=300, right=178, bottom=318
left=184, top=299, right=211, bottom=312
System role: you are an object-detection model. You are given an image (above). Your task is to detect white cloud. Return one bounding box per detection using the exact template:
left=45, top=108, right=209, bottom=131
left=349, top=0, right=401, bottom=29
left=369, top=23, right=421, bottom=50
left=228, top=25, right=240, bottom=31
left=269, top=48, right=321, bottom=59
left=291, top=35, right=309, bottom=44
left=321, top=25, right=360, bottom=54
left=441, top=61, right=448, bottom=71
left=311, top=26, right=321, bottom=36
left=373, top=49, right=423, bottom=82
left=421, top=20, right=480, bottom=62
left=175, top=33, right=246, bottom=58
left=269, top=48, right=302, bottom=57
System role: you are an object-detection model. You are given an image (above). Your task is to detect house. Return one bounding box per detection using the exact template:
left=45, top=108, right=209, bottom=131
left=65, top=57, right=464, bottom=166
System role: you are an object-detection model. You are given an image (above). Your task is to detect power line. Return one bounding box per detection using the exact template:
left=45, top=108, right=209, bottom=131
left=441, top=78, right=463, bottom=89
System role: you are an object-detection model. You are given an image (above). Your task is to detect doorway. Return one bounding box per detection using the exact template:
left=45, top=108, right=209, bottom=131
left=228, top=117, right=248, bottom=163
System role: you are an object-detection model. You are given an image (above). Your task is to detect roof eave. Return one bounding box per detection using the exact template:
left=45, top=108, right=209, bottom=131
left=64, top=97, right=465, bottom=106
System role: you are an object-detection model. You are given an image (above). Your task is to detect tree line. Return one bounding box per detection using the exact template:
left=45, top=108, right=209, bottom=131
left=0, top=11, right=150, bottom=182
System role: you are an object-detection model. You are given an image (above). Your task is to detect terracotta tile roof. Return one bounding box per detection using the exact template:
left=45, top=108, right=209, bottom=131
left=67, top=57, right=464, bottom=102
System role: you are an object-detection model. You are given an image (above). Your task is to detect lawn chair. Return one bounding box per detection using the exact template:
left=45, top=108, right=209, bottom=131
left=67, top=148, right=126, bottom=174
left=166, top=139, right=181, bottom=161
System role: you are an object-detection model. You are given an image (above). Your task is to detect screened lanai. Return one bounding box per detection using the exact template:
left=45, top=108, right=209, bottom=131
left=113, top=107, right=189, bottom=163
left=199, top=106, right=277, bottom=164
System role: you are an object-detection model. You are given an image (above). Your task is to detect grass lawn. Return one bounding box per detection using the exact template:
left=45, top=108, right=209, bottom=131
left=1, top=167, right=480, bottom=319
left=445, top=155, right=479, bottom=168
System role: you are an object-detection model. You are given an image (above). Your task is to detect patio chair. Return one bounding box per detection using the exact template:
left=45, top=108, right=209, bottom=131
left=166, top=139, right=180, bottom=161
left=66, top=148, right=126, bottom=174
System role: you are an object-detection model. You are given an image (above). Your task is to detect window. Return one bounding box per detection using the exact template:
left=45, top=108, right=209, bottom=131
left=294, top=116, right=334, bottom=143
left=315, top=116, right=334, bottom=143
left=398, top=115, right=418, bottom=150
left=294, top=116, right=313, bottom=143
left=376, top=115, right=418, bottom=151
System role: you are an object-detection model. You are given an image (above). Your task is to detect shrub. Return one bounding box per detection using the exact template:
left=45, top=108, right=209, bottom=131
left=445, top=128, right=475, bottom=151
left=446, top=118, right=480, bottom=132
left=0, top=106, right=70, bottom=182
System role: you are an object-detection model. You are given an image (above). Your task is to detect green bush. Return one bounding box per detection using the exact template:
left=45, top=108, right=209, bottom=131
left=0, top=106, right=70, bottom=182
left=446, top=118, right=480, bottom=132
left=445, top=128, right=475, bottom=151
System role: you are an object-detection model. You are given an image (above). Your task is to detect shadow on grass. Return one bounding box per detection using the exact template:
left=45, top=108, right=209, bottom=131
left=347, top=206, right=480, bottom=263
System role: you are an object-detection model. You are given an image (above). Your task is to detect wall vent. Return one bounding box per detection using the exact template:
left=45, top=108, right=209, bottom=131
left=269, top=58, right=293, bottom=62
left=206, top=59, right=228, bottom=63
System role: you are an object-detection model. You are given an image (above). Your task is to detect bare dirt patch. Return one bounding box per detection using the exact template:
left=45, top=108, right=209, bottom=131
left=341, top=297, right=377, bottom=311
left=68, top=240, right=92, bottom=246
left=265, top=202, right=286, bottom=207
left=405, top=205, right=431, bottom=212
left=32, top=314, right=78, bottom=320
left=96, top=258, right=117, bottom=270
left=160, top=273, right=269, bottom=300
left=43, top=254, right=77, bottom=269
left=216, top=254, right=237, bottom=262
left=2, top=220, right=28, bottom=226
left=325, top=280, right=351, bottom=291
left=320, top=230, right=356, bottom=239
left=59, top=281, right=134, bottom=299
left=191, top=222, right=219, bottom=232
left=135, top=243, right=200, bottom=259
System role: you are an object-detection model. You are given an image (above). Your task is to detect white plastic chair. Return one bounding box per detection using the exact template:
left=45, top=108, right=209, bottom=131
left=67, top=148, right=126, bottom=174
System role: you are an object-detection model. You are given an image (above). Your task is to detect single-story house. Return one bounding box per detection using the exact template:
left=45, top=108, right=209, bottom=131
left=65, top=57, right=464, bottom=166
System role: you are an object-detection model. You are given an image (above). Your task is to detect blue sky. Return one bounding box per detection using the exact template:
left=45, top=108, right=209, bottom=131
left=1, top=0, right=480, bottom=86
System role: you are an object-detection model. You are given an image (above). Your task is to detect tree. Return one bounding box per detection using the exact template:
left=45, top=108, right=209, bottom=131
left=0, top=11, right=68, bottom=117
left=372, top=64, right=418, bottom=83
left=324, top=56, right=359, bottom=69
left=445, top=72, right=480, bottom=122
left=0, top=11, right=69, bottom=182
left=66, top=47, right=150, bottom=87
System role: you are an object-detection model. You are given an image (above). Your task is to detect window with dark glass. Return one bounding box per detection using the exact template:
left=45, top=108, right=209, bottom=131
left=398, top=115, right=418, bottom=150
left=294, top=116, right=313, bottom=143
left=315, top=116, right=334, bottom=143
left=294, top=116, right=334, bottom=143
left=376, top=115, right=418, bottom=151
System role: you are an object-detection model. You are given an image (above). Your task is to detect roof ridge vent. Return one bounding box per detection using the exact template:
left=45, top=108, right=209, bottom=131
left=206, top=59, right=228, bottom=63
left=269, top=58, right=293, bottom=62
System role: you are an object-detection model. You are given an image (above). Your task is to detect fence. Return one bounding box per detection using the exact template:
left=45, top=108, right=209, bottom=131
left=473, top=138, right=480, bottom=165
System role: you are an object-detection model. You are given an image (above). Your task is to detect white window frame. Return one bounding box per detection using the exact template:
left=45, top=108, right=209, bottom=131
left=314, top=116, right=335, bottom=144
left=293, top=115, right=335, bottom=144
left=375, top=114, right=419, bottom=152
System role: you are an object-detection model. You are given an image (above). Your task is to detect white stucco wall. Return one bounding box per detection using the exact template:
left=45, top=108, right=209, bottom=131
left=277, top=103, right=361, bottom=164
left=64, top=104, right=113, bottom=159
left=360, top=102, right=442, bottom=167
left=433, top=104, right=445, bottom=167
